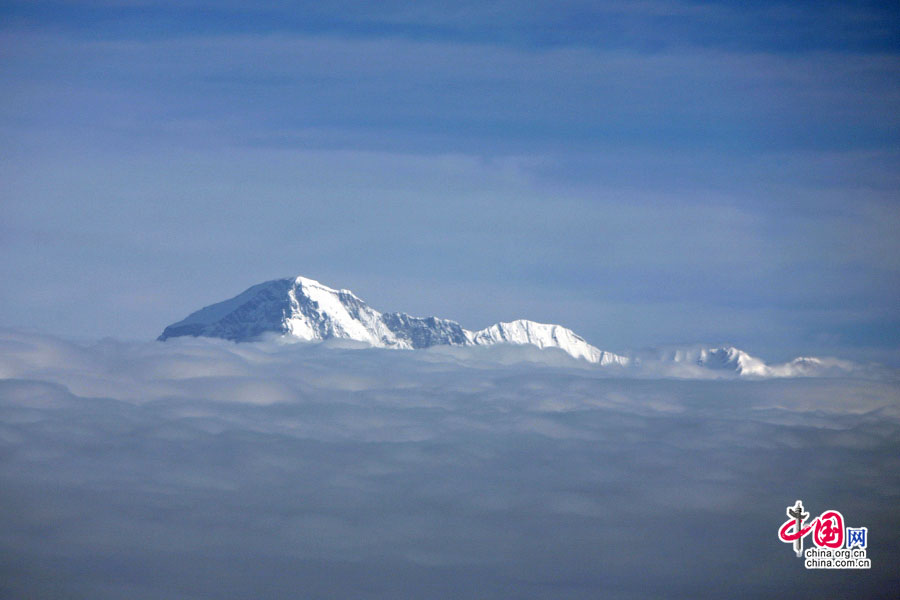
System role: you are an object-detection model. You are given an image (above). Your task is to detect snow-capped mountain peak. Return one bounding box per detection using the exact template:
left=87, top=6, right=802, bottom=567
left=159, top=275, right=621, bottom=364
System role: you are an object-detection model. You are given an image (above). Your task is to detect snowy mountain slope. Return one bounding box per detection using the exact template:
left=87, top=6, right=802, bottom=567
left=157, top=279, right=295, bottom=343
left=159, top=275, right=860, bottom=377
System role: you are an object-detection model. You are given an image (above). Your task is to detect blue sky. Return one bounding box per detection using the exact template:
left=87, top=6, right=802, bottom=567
left=1, top=0, right=899, bottom=362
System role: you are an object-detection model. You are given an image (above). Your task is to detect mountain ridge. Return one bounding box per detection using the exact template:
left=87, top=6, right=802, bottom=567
left=159, top=275, right=858, bottom=378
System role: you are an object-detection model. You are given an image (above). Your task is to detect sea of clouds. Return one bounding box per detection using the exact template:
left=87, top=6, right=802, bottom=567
left=1, top=328, right=898, bottom=599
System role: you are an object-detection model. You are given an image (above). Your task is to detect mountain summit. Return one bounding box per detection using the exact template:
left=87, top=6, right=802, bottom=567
left=159, top=275, right=628, bottom=365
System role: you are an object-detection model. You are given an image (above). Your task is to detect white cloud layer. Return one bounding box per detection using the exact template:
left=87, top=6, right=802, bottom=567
left=1, top=328, right=898, bottom=598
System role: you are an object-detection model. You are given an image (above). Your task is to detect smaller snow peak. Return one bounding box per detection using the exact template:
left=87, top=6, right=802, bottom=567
left=470, top=319, right=627, bottom=366
left=627, top=344, right=866, bottom=379
left=766, top=356, right=859, bottom=378
left=660, top=345, right=769, bottom=376
left=700, top=347, right=769, bottom=377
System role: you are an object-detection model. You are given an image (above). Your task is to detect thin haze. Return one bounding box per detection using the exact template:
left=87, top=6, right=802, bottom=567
left=1, top=1, right=899, bottom=363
